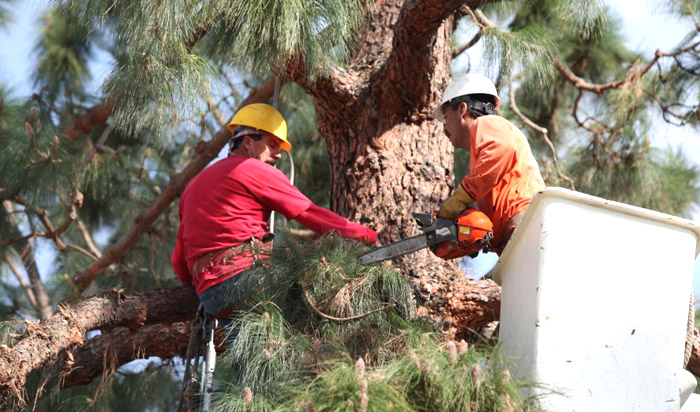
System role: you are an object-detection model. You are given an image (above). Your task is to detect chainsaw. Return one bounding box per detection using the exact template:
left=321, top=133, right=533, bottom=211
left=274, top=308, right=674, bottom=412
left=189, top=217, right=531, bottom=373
left=358, top=208, right=494, bottom=265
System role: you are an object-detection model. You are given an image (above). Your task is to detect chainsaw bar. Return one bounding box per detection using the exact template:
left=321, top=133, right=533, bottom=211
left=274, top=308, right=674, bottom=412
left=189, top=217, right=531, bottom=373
left=358, top=235, right=429, bottom=264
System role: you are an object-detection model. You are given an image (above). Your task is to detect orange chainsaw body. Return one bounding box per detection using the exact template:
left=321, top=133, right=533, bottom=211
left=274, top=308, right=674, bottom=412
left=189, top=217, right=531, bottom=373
left=433, top=208, right=494, bottom=260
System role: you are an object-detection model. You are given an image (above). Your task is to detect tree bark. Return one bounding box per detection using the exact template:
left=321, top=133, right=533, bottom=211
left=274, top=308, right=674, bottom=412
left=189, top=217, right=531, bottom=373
left=0, top=286, right=198, bottom=402
left=61, top=100, right=114, bottom=141
left=61, top=321, right=228, bottom=390
left=61, top=322, right=191, bottom=388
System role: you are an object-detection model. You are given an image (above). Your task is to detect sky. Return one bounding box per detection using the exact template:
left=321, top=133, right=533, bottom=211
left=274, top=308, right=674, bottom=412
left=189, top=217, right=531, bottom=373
left=1, top=1, right=700, bottom=295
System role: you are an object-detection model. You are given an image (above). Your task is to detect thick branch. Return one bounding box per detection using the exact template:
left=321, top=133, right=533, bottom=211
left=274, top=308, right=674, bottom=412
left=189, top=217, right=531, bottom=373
left=373, top=1, right=495, bottom=119
left=0, top=286, right=198, bottom=402
left=61, top=321, right=227, bottom=390
left=71, top=78, right=277, bottom=292
left=61, top=100, right=115, bottom=142
left=554, top=53, right=659, bottom=96
left=61, top=322, right=190, bottom=389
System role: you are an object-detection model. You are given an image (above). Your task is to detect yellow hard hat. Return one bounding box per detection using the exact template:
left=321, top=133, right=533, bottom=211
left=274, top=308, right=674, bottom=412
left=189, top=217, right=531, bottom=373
left=227, top=103, right=291, bottom=151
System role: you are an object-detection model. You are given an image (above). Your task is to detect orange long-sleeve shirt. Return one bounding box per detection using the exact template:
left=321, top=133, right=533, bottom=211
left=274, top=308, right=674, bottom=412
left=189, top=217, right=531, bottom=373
left=460, top=115, right=545, bottom=251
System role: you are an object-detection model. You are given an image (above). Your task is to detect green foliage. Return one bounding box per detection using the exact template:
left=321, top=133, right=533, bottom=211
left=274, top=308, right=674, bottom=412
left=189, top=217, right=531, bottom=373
left=105, top=39, right=214, bottom=137
left=55, top=0, right=370, bottom=135
left=33, top=10, right=93, bottom=99
left=274, top=83, right=330, bottom=209
left=0, top=98, right=77, bottom=203
left=219, top=233, right=416, bottom=394
left=55, top=0, right=218, bottom=136
left=567, top=144, right=700, bottom=217
left=210, top=234, right=542, bottom=412
left=550, top=0, right=607, bottom=40
left=388, top=339, right=539, bottom=412
left=481, top=25, right=557, bottom=91
left=201, top=0, right=369, bottom=77
left=272, top=358, right=412, bottom=412
left=0, top=0, right=16, bottom=28
left=215, top=329, right=542, bottom=411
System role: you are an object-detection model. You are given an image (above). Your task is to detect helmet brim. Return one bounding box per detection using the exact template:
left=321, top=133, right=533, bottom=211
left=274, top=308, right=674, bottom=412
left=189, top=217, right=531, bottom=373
left=278, top=138, right=291, bottom=152
left=432, top=104, right=446, bottom=123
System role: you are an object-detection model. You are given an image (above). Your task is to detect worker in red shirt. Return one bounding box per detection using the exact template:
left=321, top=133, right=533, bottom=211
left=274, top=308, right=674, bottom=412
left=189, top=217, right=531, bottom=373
left=172, top=103, right=377, bottom=322
left=434, top=73, right=545, bottom=254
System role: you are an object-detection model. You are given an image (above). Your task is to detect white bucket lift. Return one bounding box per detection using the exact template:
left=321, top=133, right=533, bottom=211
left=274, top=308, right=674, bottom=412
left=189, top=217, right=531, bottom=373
left=493, top=188, right=700, bottom=412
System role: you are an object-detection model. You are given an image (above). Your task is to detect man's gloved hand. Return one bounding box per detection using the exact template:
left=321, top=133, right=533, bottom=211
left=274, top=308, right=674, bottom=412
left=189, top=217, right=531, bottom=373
left=437, top=185, right=474, bottom=220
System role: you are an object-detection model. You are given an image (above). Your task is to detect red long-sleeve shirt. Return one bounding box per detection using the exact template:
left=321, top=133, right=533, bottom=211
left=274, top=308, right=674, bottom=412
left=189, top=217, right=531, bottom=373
left=461, top=115, right=545, bottom=250
left=172, top=155, right=377, bottom=295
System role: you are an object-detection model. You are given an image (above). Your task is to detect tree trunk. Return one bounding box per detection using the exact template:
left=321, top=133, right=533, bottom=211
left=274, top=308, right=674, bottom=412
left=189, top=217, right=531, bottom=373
left=296, top=0, right=468, bottom=282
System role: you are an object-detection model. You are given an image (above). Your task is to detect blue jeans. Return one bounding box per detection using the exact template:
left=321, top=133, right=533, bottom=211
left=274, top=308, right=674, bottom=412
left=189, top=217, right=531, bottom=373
left=198, top=266, right=266, bottom=328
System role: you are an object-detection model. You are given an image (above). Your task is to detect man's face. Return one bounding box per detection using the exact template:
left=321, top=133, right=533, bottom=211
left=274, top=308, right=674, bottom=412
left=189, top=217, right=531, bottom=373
left=441, top=102, right=471, bottom=149
left=247, top=133, right=282, bottom=166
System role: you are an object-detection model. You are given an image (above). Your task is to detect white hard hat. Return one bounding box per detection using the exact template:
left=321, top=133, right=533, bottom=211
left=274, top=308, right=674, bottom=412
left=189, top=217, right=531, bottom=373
left=432, top=73, right=499, bottom=123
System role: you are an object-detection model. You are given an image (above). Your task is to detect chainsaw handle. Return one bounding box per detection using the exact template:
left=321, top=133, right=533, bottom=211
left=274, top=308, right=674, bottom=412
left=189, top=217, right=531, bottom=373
left=412, top=212, right=457, bottom=246
left=412, top=212, right=434, bottom=228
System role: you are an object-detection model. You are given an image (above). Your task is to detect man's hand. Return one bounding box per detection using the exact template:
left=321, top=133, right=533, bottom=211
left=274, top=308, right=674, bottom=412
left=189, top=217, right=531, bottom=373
left=437, top=185, right=474, bottom=220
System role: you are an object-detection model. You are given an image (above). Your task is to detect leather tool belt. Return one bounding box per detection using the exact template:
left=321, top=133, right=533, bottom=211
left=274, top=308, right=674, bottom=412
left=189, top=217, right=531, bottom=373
left=191, top=234, right=274, bottom=275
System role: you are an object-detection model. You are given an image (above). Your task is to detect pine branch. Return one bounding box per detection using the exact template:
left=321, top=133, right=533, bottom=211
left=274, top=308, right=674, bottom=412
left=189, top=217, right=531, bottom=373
left=301, top=276, right=396, bottom=322
left=508, top=84, right=575, bottom=190
left=76, top=218, right=102, bottom=258
left=554, top=40, right=700, bottom=96
left=61, top=100, right=114, bottom=141
left=0, top=286, right=199, bottom=406
left=452, top=31, right=483, bottom=59
left=71, top=77, right=277, bottom=292
left=59, top=321, right=208, bottom=390
left=78, top=125, right=113, bottom=171
left=7, top=189, right=84, bottom=253
left=3, top=256, right=39, bottom=310
left=1, top=202, right=52, bottom=320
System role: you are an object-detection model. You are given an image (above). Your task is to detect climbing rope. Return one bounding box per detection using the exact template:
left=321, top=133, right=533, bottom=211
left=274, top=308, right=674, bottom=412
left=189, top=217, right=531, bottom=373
left=269, top=76, right=295, bottom=234
left=177, top=305, right=218, bottom=412
left=684, top=290, right=695, bottom=368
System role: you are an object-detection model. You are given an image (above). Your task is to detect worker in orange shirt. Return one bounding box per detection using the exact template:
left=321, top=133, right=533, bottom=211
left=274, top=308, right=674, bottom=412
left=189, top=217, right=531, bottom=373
left=434, top=73, right=545, bottom=254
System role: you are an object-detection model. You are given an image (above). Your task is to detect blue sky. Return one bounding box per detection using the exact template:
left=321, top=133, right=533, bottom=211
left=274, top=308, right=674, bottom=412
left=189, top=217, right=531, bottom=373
left=1, top=1, right=699, bottom=296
